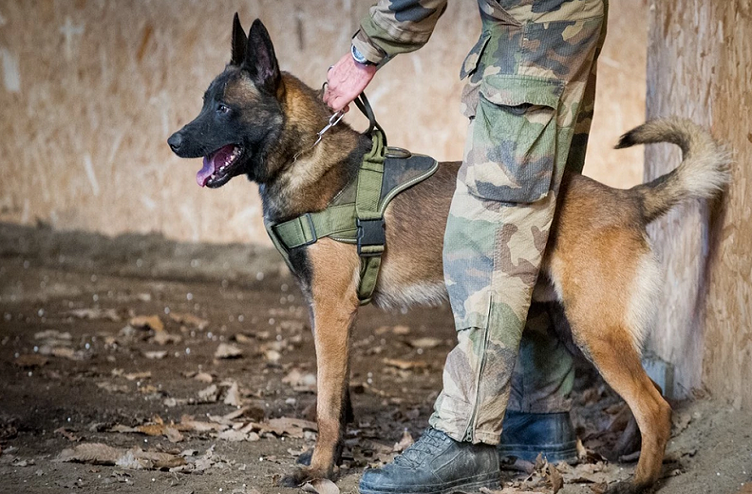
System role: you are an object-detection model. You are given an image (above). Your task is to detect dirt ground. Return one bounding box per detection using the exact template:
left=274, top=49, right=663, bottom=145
left=1, top=223, right=750, bottom=494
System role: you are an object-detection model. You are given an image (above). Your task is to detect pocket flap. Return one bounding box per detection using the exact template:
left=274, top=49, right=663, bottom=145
left=460, top=33, right=491, bottom=80
left=480, top=75, right=563, bottom=109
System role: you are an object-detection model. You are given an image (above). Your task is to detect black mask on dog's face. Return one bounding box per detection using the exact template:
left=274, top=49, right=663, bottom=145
left=167, top=15, right=284, bottom=188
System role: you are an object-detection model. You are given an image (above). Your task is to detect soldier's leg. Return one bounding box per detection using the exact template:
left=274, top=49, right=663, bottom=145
left=500, top=302, right=577, bottom=463
left=360, top=2, right=606, bottom=493
left=431, top=6, right=607, bottom=445
left=431, top=183, right=562, bottom=444
left=567, top=0, right=609, bottom=174
left=499, top=3, right=609, bottom=461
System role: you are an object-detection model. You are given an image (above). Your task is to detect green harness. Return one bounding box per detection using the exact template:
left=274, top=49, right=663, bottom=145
left=264, top=95, right=439, bottom=305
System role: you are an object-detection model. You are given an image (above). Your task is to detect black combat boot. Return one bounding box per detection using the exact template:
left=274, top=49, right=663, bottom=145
left=497, top=411, right=578, bottom=464
left=359, top=427, right=500, bottom=494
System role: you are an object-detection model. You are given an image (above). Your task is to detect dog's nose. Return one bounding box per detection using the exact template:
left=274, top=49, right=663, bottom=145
left=167, top=132, right=183, bottom=153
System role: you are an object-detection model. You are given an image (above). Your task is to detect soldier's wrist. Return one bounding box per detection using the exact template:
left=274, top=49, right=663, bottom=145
left=351, top=44, right=375, bottom=66
left=352, top=30, right=388, bottom=67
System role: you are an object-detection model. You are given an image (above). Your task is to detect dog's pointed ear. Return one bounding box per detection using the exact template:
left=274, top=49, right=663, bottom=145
left=243, top=19, right=280, bottom=94
left=231, top=13, right=247, bottom=66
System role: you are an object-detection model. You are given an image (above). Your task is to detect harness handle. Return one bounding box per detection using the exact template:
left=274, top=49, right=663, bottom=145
left=354, top=92, right=388, bottom=148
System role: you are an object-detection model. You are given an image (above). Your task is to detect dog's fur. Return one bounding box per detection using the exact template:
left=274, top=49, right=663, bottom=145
left=168, top=16, right=730, bottom=493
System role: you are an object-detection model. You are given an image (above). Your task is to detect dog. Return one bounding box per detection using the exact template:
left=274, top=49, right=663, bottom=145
left=168, top=15, right=730, bottom=493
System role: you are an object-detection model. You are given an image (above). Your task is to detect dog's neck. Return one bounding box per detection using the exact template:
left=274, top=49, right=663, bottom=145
left=259, top=74, right=370, bottom=224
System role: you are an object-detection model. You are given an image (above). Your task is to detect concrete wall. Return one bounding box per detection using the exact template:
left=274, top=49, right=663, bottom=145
left=0, top=0, right=646, bottom=244
left=644, top=0, right=752, bottom=407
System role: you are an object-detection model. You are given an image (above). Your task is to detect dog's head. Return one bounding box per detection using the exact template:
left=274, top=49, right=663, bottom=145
left=168, top=15, right=284, bottom=188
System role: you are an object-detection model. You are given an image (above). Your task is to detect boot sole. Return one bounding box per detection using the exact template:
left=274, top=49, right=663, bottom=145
left=359, top=471, right=500, bottom=494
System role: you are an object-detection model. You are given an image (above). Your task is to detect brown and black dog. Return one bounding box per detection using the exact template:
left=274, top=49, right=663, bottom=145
left=168, top=16, right=730, bottom=493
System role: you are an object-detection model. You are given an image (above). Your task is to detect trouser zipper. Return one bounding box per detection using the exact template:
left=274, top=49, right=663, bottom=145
left=464, top=312, right=492, bottom=442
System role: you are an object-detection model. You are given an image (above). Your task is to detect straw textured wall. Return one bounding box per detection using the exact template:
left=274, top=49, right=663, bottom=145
left=0, top=0, right=646, bottom=244
left=645, top=0, right=752, bottom=407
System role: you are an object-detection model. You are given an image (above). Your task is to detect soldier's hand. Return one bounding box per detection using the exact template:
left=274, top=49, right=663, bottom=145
left=324, top=53, right=377, bottom=112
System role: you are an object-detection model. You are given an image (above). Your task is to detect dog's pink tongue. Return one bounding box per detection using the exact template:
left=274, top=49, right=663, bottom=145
left=196, top=145, right=235, bottom=187
left=196, top=156, right=216, bottom=187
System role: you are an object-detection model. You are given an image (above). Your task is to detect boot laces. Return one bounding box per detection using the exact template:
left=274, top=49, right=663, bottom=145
left=394, top=429, right=446, bottom=468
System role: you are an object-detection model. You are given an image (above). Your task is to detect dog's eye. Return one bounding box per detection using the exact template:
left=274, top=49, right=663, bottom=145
left=217, top=104, right=230, bottom=114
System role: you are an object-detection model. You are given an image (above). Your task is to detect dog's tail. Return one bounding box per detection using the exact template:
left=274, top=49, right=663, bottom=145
left=617, top=117, right=731, bottom=223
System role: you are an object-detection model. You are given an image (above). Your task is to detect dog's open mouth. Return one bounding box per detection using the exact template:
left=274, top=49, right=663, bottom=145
left=197, top=144, right=243, bottom=188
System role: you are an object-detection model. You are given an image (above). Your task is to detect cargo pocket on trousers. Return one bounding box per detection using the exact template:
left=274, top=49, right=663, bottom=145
left=463, top=74, right=564, bottom=203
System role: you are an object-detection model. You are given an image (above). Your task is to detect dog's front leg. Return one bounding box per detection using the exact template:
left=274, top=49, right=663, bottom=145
left=282, top=241, right=360, bottom=486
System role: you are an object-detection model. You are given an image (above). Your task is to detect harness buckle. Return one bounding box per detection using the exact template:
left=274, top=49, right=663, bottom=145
left=356, top=218, right=386, bottom=257
left=299, top=213, right=318, bottom=247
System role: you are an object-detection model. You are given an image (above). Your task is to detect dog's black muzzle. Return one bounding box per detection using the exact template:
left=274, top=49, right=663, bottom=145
left=167, top=131, right=184, bottom=155
left=168, top=127, right=208, bottom=159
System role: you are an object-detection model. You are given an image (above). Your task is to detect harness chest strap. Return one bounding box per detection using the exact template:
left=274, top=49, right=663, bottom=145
left=265, top=129, right=388, bottom=305
left=264, top=95, right=438, bottom=305
left=353, top=129, right=387, bottom=303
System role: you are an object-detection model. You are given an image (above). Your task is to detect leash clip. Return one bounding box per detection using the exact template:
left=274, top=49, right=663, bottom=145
left=313, top=110, right=346, bottom=147
left=293, top=109, right=345, bottom=162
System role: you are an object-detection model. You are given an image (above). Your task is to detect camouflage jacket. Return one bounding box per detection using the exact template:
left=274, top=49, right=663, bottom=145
left=353, top=0, right=602, bottom=70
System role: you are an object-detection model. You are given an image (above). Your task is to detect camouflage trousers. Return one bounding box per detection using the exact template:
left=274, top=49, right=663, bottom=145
left=429, top=0, right=607, bottom=445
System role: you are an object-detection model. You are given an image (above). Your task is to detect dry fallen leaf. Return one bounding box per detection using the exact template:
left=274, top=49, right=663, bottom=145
left=392, top=325, right=411, bottom=335
left=194, top=372, right=214, bottom=383
left=263, top=417, right=318, bottom=438
left=66, top=308, right=120, bottom=321
left=57, top=443, right=184, bottom=470
left=575, top=438, right=606, bottom=463
left=589, top=483, right=608, bottom=494
left=14, top=354, right=49, bottom=368
left=115, top=448, right=185, bottom=470
left=176, top=416, right=226, bottom=433
left=129, top=315, right=164, bottom=332
left=302, top=478, right=340, bottom=494
left=282, top=368, right=317, bottom=392
left=382, top=358, right=427, bottom=370
left=122, top=371, right=151, bottom=381
left=215, top=343, right=243, bottom=359
left=558, top=461, right=631, bottom=486
left=169, top=312, right=209, bottom=330
left=672, top=411, right=692, bottom=435
left=51, top=347, right=86, bottom=361
left=223, top=381, right=242, bottom=407
left=198, top=384, right=219, bottom=402
left=96, top=382, right=130, bottom=393
left=56, top=443, right=123, bottom=465
left=54, top=427, right=81, bottom=442
left=545, top=461, right=564, bottom=494
left=407, top=337, right=442, bottom=349
left=264, top=349, right=281, bottom=364
left=375, top=325, right=411, bottom=336
left=151, top=331, right=181, bottom=345
left=138, top=385, right=159, bottom=395
left=216, top=429, right=247, bottom=442
left=34, top=330, right=72, bottom=341
left=234, top=333, right=255, bottom=344
left=208, top=406, right=265, bottom=425
left=393, top=430, right=414, bottom=453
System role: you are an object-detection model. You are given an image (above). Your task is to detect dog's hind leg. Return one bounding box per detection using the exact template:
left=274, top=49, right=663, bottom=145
left=282, top=240, right=361, bottom=486
left=552, top=243, right=671, bottom=493
left=578, top=327, right=671, bottom=493
left=611, top=378, right=664, bottom=461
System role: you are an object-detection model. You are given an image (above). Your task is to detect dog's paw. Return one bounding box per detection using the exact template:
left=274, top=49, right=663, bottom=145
left=605, top=480, right=652, bottom=494
left=280, top=466, right=333, bottom=487
left=296, top=449, right=313, bottom=466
